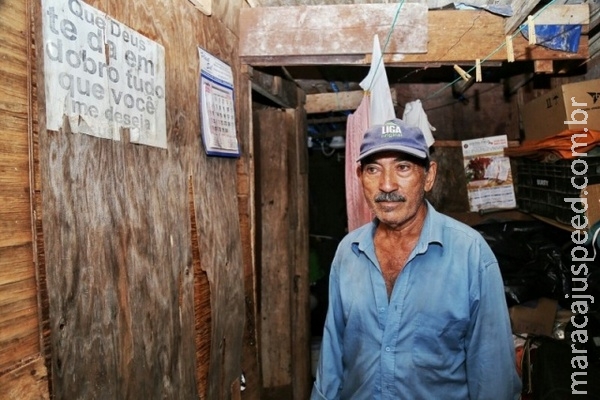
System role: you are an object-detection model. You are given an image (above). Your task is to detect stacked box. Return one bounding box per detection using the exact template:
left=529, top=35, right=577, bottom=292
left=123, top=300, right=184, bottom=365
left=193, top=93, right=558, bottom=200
left=521, top=79, right=600, bottom=141
left=516, top=157, right=600, bottom=225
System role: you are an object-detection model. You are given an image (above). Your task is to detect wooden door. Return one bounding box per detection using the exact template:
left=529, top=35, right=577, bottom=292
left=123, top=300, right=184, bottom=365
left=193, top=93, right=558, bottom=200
left=254, top=107, right=311, bottom=400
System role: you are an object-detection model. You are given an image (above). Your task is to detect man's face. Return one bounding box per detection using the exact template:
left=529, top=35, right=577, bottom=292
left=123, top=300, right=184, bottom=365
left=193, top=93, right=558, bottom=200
left=357, top=151, right=436, bottom=229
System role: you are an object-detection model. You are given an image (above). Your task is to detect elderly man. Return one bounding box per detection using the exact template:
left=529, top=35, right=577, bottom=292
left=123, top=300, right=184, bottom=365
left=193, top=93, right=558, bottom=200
left=311, top=118, right=521, bottom=400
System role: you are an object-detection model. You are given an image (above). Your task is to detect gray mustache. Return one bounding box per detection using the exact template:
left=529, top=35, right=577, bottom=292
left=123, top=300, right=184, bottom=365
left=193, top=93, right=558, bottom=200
left=375, top=192, right=406, bottom=202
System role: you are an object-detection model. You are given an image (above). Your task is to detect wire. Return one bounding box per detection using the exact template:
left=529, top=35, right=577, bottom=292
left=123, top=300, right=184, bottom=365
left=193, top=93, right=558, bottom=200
left=321, top=141, right=336, bottom=157
left=365, top=0, right=407, bottom=92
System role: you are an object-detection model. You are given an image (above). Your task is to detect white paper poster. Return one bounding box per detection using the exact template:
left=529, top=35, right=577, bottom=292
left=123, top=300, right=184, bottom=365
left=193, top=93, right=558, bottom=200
left=42, top=0, right=167, bottom=148
left=461, top=135, right=516, bottom=212
left=198, top=48, right=240, bottom=157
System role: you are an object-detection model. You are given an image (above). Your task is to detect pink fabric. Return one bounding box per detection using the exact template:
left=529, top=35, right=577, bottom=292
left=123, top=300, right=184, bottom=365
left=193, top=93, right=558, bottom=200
left=345, top=95, right=373, bottom=232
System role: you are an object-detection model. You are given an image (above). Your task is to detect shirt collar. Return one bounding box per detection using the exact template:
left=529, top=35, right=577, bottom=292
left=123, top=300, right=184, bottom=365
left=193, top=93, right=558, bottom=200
left=351, top=201, right=445, bottom=256
left=417, top=201, right=444, bottom=252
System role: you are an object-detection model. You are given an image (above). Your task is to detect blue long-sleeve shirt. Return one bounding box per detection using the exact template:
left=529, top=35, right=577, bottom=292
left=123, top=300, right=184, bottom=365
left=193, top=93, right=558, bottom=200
left=312, top=203, right=522, bottom=400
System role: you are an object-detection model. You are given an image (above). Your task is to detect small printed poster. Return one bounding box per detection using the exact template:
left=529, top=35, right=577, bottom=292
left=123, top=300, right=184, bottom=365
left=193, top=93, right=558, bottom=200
left=198, top=48, right=240, bottom=157
left=461, top=135, right=516, bottom=212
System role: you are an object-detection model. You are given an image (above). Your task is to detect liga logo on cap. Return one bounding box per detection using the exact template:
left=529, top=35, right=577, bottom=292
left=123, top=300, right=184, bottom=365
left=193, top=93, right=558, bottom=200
left=381, top=121, right=403, bottom=137
left=357, top=118, right=429, bottom=162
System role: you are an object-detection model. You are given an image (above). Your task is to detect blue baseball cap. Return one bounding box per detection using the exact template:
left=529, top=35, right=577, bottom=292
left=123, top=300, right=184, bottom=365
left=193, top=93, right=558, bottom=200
left=357, top=118, right=429, bottom=162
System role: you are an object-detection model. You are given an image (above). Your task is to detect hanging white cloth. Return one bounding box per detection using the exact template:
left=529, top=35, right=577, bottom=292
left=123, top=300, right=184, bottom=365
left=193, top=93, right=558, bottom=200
left=359, top=35, right=396, bottom=125
left=402, top=99, right=436, bottom=147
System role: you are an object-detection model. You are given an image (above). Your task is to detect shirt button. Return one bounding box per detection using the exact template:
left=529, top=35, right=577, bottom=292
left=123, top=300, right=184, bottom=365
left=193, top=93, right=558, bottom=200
left=379, top=307, right=385, bottom=312
left=385, top=346, right=391, bottom=352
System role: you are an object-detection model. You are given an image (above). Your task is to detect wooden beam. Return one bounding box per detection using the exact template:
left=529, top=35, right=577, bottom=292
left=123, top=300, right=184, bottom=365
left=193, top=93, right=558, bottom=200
left=533, top=59, right=554, bottom=73
left=380, top=11, right=588, bottom=65
left=307, top=116, right=347, bottom=125
left=250, top=68, right=299, bottom=109
left=240, top=8, right=588, bottom=66
left=305, top=88, right=397, bottom=114
left=240, top=3, right=428, bottom=57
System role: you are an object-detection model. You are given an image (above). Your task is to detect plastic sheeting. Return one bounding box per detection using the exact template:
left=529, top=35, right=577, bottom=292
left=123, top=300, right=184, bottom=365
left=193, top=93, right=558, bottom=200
left=521, top=24, right=582, bottom=53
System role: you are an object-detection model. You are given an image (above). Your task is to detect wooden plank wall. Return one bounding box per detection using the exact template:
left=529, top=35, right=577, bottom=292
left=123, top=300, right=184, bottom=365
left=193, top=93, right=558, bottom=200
left=0, top=0, right=50, bottom=397
left=254, top=107, right=311, bottom=400
left=256, top=109, right=292, bottom=399
left=239, top=69, right=260, bottom=400
left=20, top=1, right=254, bottom=399
left=287, top=106, right=310, bottom=400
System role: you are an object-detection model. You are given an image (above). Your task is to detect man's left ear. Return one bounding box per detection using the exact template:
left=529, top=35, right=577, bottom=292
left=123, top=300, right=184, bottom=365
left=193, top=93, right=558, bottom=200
left=425, top=160, right=437, bottom=192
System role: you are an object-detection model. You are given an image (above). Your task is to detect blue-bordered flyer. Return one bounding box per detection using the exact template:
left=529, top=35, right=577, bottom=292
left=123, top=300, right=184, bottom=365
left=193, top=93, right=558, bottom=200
left=198, top=48, right=240, bottom=157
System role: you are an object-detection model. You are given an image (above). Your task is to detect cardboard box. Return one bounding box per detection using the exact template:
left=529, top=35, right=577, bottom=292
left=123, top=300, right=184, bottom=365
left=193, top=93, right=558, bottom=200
left=522, top=79, right=600, bottom=140
left=509, top=297, right=558, bottom=337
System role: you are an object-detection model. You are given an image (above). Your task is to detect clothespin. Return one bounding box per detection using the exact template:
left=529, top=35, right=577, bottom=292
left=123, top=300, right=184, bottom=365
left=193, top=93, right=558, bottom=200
left=527, top=16, right=536, bottom=45
left=453, top=65, right=472, bottom=81
left=475, top=59, right=482, bottom=82
left=506, top=35, right=515, bottom=62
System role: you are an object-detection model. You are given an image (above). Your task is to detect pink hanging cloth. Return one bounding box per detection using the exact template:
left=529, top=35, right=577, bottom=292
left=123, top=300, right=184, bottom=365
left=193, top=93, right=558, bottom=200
left=345, top=95, right=373, bottom=232
left=345, top=34, right=396, bottom=232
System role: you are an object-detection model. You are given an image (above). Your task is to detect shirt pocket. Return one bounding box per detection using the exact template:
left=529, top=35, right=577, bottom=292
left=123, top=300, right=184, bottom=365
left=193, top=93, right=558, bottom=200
left=412, top=314, right=468, bottom=370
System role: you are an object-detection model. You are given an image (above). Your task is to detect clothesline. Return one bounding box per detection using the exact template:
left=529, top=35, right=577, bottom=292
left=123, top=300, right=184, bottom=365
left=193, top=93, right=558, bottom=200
left=365, top=0, right=574, bottom=102
left=425, top=0, right=561, bottom=100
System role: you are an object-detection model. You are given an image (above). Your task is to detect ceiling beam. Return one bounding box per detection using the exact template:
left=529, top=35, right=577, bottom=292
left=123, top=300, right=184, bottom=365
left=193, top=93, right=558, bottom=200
left=305, top=88, right=397, bottom=114
left=240, top=7, right=589, bottom=66
left=240, top=3, right=428, bottom=57
left=249, top=67, right=300, bottom=108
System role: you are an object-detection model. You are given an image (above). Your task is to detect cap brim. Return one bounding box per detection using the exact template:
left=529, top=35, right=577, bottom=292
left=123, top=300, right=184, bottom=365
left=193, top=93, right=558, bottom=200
left=357, top=145, right=428, bottom=162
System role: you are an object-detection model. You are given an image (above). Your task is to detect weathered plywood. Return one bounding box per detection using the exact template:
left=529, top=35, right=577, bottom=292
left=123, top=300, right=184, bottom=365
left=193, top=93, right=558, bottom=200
left=0, top=357, right=49, bottom=400
left=240, top=4, right=428, bottom=58
left=33, top=0, right=250, bottom=399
